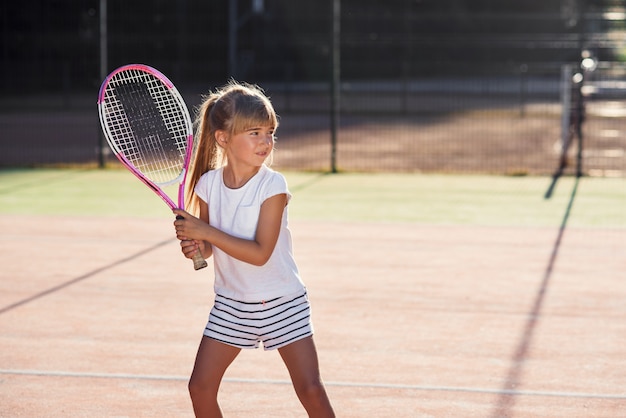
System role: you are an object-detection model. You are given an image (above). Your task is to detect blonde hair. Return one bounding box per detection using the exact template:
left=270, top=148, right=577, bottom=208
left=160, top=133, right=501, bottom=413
left=186, top=81, right=278, bottom=212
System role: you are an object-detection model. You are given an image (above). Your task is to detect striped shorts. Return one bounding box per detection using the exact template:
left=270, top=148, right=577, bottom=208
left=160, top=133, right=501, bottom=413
left=204, top=290, right=314, bottom=351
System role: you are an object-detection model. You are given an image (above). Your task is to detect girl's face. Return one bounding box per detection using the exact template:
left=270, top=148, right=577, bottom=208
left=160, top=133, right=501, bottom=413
left=222, top=125, right=275, bottom=168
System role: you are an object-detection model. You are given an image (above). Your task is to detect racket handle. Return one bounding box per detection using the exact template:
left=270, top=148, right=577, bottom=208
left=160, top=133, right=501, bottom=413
left=192, top=250, right=208, bottom=270
left=176, top=215, right=208, bottom=271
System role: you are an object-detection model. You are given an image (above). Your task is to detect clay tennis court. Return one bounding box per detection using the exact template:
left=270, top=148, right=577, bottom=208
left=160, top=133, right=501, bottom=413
left=1, top=173, right=625, bottom=417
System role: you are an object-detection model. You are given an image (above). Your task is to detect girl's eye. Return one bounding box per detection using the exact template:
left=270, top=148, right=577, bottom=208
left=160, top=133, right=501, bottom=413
left=247, top=128, right=275, bottom=137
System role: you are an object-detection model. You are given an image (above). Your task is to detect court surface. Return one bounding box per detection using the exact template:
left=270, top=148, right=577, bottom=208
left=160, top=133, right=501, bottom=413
left=0, top=172, right=625, bottom=417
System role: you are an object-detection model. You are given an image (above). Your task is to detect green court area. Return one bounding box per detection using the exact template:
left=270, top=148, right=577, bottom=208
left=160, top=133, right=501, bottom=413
left=0, top=168, right=624, bottom=228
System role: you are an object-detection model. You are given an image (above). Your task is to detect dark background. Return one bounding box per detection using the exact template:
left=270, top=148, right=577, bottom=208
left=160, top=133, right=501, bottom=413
left=2, top=0, right=622, bottom=93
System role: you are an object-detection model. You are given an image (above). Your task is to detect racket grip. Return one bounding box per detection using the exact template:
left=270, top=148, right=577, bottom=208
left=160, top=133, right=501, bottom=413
left=192, top=250, right=208, bottom=270
left=176, top=215, right=208, bottom=270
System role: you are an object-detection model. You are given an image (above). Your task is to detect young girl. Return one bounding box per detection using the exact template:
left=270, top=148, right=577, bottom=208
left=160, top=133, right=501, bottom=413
left=172, top=81, right=335, bottom=418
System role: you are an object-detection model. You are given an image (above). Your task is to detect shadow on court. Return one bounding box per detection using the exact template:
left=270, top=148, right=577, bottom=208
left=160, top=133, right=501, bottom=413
left=491, top=176, right=581, bottom=417
left=0, top=238, right=174, bottom=315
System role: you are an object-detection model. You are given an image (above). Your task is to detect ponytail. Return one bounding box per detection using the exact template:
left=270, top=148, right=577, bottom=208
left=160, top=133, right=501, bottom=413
left=186, top=94, right=223, bottom=213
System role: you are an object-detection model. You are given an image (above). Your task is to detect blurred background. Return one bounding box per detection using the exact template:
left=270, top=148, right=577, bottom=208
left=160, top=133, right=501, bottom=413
left=1, top=0, right=625, bottom=175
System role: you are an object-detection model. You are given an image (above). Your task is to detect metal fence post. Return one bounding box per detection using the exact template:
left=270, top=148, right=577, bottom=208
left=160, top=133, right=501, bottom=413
left=330, top=0, right=340, bottom=173
left=98, top=0, right=108, bottom=168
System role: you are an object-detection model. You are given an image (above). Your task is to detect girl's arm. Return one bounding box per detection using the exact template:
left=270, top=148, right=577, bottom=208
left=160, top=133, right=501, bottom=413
left=173, top=193, right=287, bottom=266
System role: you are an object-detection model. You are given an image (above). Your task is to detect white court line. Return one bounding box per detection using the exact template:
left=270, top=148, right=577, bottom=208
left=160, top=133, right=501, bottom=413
left=1, top=369, right=625, bottom=400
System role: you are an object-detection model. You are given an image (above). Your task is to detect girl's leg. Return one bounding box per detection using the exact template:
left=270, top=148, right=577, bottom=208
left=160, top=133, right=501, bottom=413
left=188, top=336, right=241, bottom=418
left=278, top=336, right=335, bottom=417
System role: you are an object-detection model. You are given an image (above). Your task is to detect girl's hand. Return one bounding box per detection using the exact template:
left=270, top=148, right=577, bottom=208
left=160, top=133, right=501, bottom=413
left=173, top=209, right=213, bottom=261
left=173, top=209, right=207, bottom=241
left=180, top=239, right=206, bottom=260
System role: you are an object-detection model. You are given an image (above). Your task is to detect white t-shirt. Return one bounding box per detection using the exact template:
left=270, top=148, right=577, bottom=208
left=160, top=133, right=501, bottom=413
left=194, top=164, right=305, bottom=301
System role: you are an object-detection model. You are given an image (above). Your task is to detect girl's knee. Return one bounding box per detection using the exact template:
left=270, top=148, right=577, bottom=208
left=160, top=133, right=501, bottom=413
left=188, top=375, right=217, bottom=399
left=295, top=380, right=334, bottom=416
left=187, top=377, right=201, bottom=398
left=297, top=379, right=327, bottom=402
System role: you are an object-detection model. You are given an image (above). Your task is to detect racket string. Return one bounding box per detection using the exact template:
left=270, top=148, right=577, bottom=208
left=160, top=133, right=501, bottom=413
left=102, top=69, right=189, bottom=185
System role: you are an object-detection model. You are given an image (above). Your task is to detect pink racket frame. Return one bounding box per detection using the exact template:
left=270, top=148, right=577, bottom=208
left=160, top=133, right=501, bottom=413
left=97, top=64, right=194, bottom=210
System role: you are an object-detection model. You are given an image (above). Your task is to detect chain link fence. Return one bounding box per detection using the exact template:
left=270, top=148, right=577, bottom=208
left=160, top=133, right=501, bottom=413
left=1, top=1, right=624, bottom=176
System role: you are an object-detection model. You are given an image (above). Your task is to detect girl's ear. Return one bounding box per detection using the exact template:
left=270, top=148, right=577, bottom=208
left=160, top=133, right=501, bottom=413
left=215, top=130, right=228, bottom=147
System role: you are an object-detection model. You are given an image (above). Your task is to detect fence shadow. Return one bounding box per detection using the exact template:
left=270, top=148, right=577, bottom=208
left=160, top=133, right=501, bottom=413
left=0, top=239, right=174, bottom=315
left=490, top=174, right=580, bottom=417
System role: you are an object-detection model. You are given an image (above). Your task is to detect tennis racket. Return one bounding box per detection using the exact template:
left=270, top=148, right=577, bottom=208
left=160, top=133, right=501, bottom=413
left=97, top=63, right=208, bottom=270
